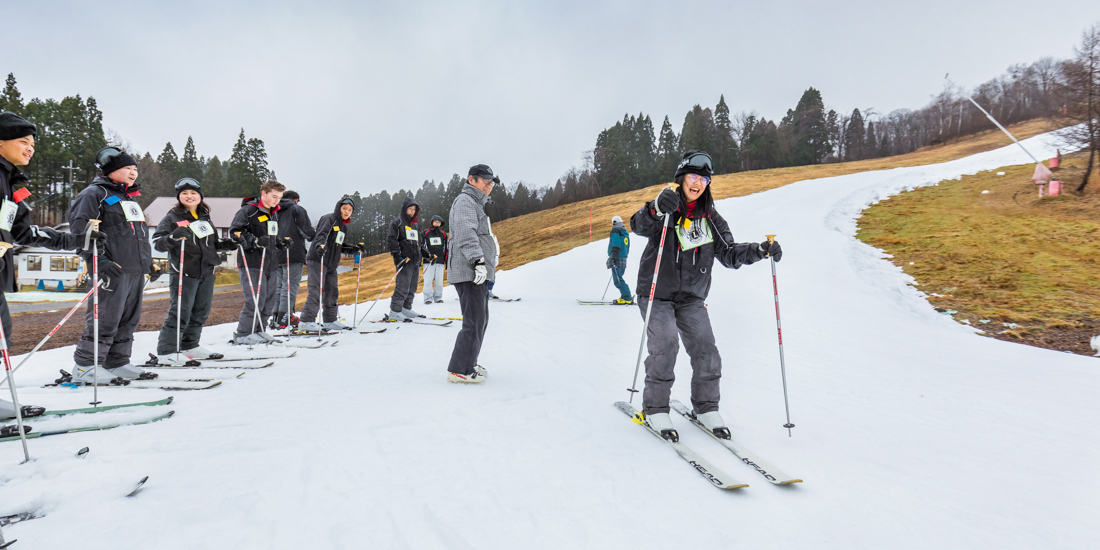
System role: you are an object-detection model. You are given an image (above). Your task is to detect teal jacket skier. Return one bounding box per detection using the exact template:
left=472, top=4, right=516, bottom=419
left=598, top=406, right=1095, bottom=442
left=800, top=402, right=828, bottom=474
left=607, top=215, right=632, bottom=303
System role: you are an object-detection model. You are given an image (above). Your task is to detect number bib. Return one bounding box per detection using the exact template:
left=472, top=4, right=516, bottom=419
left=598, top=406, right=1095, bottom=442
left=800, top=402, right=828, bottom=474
left=675, top=218, right=713, bottom=251
left=429, top=237, right=442, bottom=246
left=335, top=231, right=345, bottom=245
left=267, top=220, right=279, bottom=236
left=405, top=226, right=418, bottom=241
left=121, top=200, right=145, bottom=222
left=189, top=220, right=215, bottom=238
left=0, top=200, right=17, bottom=232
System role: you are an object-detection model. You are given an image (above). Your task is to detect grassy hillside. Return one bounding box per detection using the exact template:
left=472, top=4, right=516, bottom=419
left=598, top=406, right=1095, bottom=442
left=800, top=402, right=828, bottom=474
left=857, top=148, right=1100, bottom=355
left=324, top=119, right=1056, bottom=314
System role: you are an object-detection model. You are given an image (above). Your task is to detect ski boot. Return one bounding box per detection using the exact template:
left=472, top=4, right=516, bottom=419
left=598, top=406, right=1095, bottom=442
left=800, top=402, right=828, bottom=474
left=696, top=410, right=731, bottom=439
left=323, top=320, right=351, bottom=331
left=233, top=333, right=267, bottom=346
left=644, top=412, right=678, bottom=442
left=1, top=399, right=44, bottom=420
left=384, top=311, right=408, bottom=323
left=184, top=345, right=223, bottom=360
left=402, top=307, right=425, bottom=319
left=112, top=363, right=159, bottom=380
left=68, top=365, right=129, bottom=386
left=298, top=321, right=324, bottom=332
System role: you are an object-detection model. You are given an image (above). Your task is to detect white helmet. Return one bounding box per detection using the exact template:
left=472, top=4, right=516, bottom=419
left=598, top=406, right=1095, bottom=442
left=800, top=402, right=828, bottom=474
left=611, top=215, right=623, bottom=224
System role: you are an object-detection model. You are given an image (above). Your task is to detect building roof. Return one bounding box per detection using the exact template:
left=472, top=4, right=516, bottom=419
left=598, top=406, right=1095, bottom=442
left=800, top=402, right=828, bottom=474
left=143, top=197, right=243, bottom=228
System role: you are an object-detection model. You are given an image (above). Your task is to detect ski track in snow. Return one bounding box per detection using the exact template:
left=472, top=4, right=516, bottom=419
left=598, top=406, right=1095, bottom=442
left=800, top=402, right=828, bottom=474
left=3, top=131, right=1098, bottom=549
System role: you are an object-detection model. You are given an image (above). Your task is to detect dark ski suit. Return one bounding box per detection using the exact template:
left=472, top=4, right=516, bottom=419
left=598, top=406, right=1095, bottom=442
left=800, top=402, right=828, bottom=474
left=69, top=176, right=152, bottom=368
left=0, top=157, right=79, bottom=348
left=420, top=216, right=448, bottom=302
left=229, top=196, right=284, bottom=335
left=385, top=197, right=421, bottom=314
left=302, top=198, right=355, bottom=324
left=273, top=198, right=315, bottom=322
left=152, top=204, right=231, bottom=354
left=630, top=198, right=768, bottom=415
left=608, top=221, right=632, bottom=301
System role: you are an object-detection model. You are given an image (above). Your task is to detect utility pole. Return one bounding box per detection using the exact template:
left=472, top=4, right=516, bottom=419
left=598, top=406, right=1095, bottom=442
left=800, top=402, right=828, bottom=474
left=60, top=160, right=81, bottom=225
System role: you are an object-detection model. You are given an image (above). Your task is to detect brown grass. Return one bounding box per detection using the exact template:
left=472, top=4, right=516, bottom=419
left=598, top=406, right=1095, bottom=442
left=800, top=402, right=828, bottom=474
left=328, top=119, right=1057, bottom=311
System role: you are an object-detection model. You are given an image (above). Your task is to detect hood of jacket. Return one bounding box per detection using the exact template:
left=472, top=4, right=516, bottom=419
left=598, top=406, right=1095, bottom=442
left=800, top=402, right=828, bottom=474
left=334, top=197, right=355, bottom=225
left=400, top=196, right=420, bottom=225
left=612, top=220, right=627, bottom=232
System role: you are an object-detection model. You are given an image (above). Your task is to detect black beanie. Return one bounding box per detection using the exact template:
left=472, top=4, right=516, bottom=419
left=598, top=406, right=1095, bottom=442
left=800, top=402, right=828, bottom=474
left=0, top=111, right=36, bottom=141
left=674, top=150, right=713, bottom=179
left=97, top=147, right=138, bottom=176
left=175, top=177, right=203, bottom=201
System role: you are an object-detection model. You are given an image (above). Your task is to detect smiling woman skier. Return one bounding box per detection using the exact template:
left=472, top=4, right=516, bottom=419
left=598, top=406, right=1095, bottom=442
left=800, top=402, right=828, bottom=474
left=630, top=150, right=783, bottom=442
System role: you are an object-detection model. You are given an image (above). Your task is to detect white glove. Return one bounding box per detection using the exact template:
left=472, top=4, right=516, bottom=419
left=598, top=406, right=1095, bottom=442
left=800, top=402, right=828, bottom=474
left=473, top=259, right=488, bottom=285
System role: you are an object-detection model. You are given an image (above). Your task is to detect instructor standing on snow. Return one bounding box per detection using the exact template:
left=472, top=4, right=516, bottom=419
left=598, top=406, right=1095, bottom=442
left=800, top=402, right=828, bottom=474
left=607, top=215, right=632, bottom=304
left=631, top=150, right=782, bottom=442
left=445, top=164, right=499, bottom=384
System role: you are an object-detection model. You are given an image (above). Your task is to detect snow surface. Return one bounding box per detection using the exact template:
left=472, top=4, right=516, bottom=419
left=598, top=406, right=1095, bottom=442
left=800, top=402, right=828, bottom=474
left=3, top=132, right=1098, bottom=549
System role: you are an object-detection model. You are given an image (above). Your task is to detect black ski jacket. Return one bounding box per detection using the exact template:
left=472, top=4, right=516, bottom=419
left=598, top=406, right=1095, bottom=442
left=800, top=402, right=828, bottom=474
left=0, top=157, right=79, bottom=292
left=386, top=197, right=421, bottom=266
left=630, top=200, right=765, bottom=301
left=275, top=198, right=315, bottom=266
left=420, top=224, right=448, bottom=265
left=307, top=197, right=355, bottom=268
left=152, top=205, right=222, bottom=278
left=229, top=196, right=283, bottom=271
left=69, top=175, right=152, bottom=276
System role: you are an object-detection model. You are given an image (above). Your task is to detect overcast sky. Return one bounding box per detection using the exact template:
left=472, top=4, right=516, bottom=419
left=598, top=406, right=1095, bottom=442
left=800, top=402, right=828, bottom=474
left=5, top=0, right=1099, bottom=215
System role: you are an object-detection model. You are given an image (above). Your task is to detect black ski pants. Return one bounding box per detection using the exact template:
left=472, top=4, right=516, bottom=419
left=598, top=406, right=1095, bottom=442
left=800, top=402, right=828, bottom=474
left=389, top=261, right=418, bottom=313
left=74, top=272, right=144, bottom=368
left=447, top=281, right=489, bottom=375
left=0, top=292, right=13, bottom=350
left=156, top=273, right=215, bottom=355
left=638, top=295, right=722, bottom=416
left=301, top=260, right=338, bottom=324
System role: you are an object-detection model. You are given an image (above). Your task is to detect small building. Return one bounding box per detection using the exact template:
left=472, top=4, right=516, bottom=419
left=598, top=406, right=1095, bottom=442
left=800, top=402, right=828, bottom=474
left=14, top=223, right=86, bottom=291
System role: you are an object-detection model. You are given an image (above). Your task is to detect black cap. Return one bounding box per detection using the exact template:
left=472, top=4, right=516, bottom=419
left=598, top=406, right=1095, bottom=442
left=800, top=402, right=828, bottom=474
left=674, top=150, right=713, bottom=179
left=96, top=147, right=138, bottom=176
left=0, top=111, right=36, bottom=141
left=468, top=164, right=500, bottom=184
left=175, top=177, right=203, bottom=200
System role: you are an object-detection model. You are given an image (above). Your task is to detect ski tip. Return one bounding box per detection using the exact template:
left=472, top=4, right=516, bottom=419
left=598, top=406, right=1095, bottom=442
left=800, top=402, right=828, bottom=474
left=76, top=447, right=90, bottom=459
left=779, top=479, right=803, bottom=485
left=165, top=396, right=175, bottom=405
left=725, top=483, right=750, bottom=489
left=236, top=372, right=246, bottom=378
left=166, top=411, right=176, bottom=418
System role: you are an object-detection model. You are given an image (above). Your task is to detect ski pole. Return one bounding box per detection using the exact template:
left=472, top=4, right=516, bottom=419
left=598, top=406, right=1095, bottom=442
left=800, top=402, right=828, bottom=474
left=628, top=195, right=673, bottom=403
left=766, top=234, right=795, bottom=437
left=601, top=274, right=612, bottom=301
left=0, top=242, right=30, bottom=462
left=355, top=258, right=408, bottom=327
left=253, top=247, right=267, bottom=334
left=175, top=238, right=185, bottom=361
left=90, top=221, right=101, bottom=407
left=352, top=244, right=363, bottom=326
left=1, top=284, right=96, bottom=383
left=317, top=252, right=324, bottom=336
left=285, top=240, right=292, bottom=329
left=236, top=237, right=263, bottom=337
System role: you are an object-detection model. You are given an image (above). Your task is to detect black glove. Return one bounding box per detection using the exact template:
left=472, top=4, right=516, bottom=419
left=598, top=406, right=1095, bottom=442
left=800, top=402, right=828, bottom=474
left=759, top=240, right=782, bottom=262
left=149, top=264, right=164, bottom=282
left=341, top=244, right=358, bottom=255
left=359, top=243, right=368, bottom=253
left=258, top=235, right=279, bottom=249
left=99, top=259, right=122, bottom=280
left=394, top=255, right=407, bottom=267
left=654, top=187, right=681, bottom=217
left=277, top=237, right=290, bottom=250
left=88, top=231, right=108, bottom=242
left=606, top=257, right=612, bottom=269
left=238, top=232, right=257, bottom=250
left=170, top=226, right=192, bottom=241
left=216, top=238, right=238, bottom=252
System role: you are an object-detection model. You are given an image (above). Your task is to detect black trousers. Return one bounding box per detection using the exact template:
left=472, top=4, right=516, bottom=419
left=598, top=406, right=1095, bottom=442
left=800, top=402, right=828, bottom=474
left=447, top=281, right=490, bottom=375
left=157, top=273, right=215, bottom=354
left=389, top=262, right=418, bottom=313
left=74, top=272, right=144, bottom=368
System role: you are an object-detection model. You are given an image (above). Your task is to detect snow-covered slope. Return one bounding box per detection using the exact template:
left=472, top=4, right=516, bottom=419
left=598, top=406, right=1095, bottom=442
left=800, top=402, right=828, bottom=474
left=3, top=132, right=1097, bottom=549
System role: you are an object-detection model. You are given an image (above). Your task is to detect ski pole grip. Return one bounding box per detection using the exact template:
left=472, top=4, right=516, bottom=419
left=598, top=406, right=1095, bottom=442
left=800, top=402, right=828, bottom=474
left=766, top=234, right=776, bottom=244
left=83, top=219, right=101, bottom=250
left=0, top=241, right=12, bottom=258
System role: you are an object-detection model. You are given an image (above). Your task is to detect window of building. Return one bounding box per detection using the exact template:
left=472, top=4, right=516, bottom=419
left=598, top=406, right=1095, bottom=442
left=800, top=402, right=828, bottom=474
left=26, top=255, right=41, bottom=271
left=50, top=256, right=80, bottom=272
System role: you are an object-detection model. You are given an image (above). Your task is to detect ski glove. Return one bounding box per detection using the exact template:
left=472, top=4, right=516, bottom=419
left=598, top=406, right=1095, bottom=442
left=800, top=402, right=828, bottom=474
left=758, top=240, right=783, bottom=262
left=340, top=244, right=359, bottom=255
left=99, top=259, right=123, bottom=280
left=606, top=257, right=613, bottom=269
left=87, top=230, right=108, bottom=242
left=653, top=187, right=681, bottom=217
left=149, top=263, right=164, bottom=282
left=258, top=235, right=280, bottom=249
left=216, top=238, right=238, bottom=252
left=238, top=232, right=257, bottom=250
left=472, top=258, right=488, bottom=285
left=170, top=226, right=192, bottom=241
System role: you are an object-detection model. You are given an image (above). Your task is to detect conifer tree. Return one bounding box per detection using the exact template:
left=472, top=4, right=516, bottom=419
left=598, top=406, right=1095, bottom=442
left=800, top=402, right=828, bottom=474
left=180, top=136, right=203, bottom=180
left=713, top=95, right=740, bottom=174
left=790, top=87, right=831, bottom=165
left=1, top=73, right=22, bottom=112
left=864, top=120, right=878, bottom=158
left=157, top=142, right=180, bottom=179
left=845, top=108, right=865, bottom=161
left=656, top=115, right=679, bottom=180
left=203, top=156, right=226, bottom=196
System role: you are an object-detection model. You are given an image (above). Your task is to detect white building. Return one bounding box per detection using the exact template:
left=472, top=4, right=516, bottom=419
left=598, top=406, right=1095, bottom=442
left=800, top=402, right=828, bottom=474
left=14, top=223, right=85, bottom=291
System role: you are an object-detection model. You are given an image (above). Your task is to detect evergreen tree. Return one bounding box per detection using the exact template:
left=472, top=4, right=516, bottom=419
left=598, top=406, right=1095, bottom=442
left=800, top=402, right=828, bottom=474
left=157, top=142, right=180, bottom=180
left=789, top=87, right=831, bottom=165
left=864, top=120, right=878, bottom=159
left=180, top=136, right=203, bottom=180
left=203, top=156, right=226, bottom=196
left=713, top=95, right=740, bottom=174
left=825, top=109, right=840, bottom=161
left=844, top=108, right=865, bottom=161
left=656, top=115, right=679, bottom=181
left=1, top=73, right=22, bottom=112
left=226, top=129, right=258, bottom=197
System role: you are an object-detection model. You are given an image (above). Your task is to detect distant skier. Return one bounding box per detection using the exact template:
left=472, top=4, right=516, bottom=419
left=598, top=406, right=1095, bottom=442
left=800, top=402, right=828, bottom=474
left=298, top=197, right=360, bottom=332
left=68, top=146, right=156, bottom=382
left=229, top=180, right=287, bottom=344
left=270, top=190, right=315, bottom=329
left=607, top=215, right=632, bottom=304
left=384, top=197, right=423, bottom=322
left=421, top=214, right=448, bottom=304
left=151, top=178, right=238, bottom=364
left=630, top=150, right=783, bottom=441
left=445, top=164, right=500, bottom=383
left=0, top=111, right=92, bottom=417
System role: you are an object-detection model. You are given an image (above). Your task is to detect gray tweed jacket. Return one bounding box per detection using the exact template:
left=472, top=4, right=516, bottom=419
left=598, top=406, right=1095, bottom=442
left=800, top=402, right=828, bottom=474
left=447, top=183, right=498, bottom=284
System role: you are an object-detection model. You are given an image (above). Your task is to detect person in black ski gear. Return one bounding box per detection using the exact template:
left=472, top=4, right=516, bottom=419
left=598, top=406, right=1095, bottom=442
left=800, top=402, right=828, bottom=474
left=607, top=215, right=632, bottom=303
left=630, top=150, right=783, bottom=442
left=68, top=146, right=156, bottom=383
left=384, top=197, right=422, bottom=321
left=445, top=164, right=500, bottom=384
left=152, top=178, right=238, bottom=363
left=299, top=197, right=359, bottom=332
left=229, top=180, right=286, bottom=344
left=420, top=214, right=447, bottom=304
left=0, top=112, right=93, bottom=416
left=270, top=190, right=315, bottom=329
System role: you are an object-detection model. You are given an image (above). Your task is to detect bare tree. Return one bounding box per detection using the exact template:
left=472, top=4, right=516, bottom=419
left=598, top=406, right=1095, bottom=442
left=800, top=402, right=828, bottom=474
left=1056, top=23, right=1100, bottom=192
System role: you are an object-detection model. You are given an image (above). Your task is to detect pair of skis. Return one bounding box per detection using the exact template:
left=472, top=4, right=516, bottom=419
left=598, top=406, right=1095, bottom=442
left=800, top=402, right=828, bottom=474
left=369, top=319, right=453, bottom=327
left=47, top=370, right=224, bottom=391
left=615, top=400, right=801, bottom=489
left=1, top=406, right=175, bottom=444
left=576, top=300, right=635, bottom=306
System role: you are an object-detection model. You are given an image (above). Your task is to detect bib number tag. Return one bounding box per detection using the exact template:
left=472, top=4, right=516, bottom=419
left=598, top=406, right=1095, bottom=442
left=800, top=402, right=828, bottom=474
left=267, top=220, right=279, bottom=236
left=335, top=231, right=346, bottom=245
left=189, top=220, right=215, bottom=238
left=0, top=200, right=17, bottom=232
left=675, top=218, right=713, bottom=251
left=405, top=227, right=418, bottom=241
left=121, top=200, right=145, bottom=222
left=429, top=237, right=442, bottom=246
